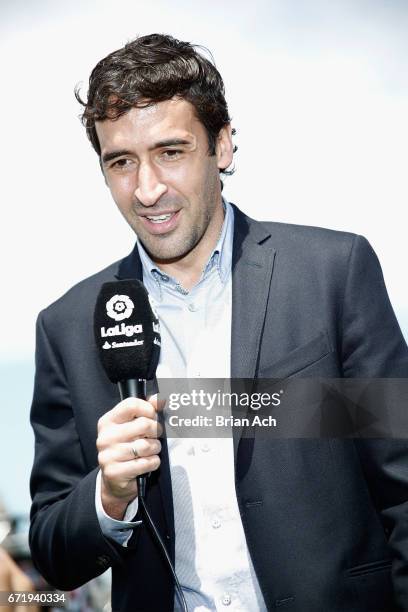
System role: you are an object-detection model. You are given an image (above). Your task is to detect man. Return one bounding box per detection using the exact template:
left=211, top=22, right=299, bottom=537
left=29, top=34, right=408, bottom=611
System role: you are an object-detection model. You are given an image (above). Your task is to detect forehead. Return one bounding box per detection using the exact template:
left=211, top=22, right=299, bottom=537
left=95, top=98, right=203, bottom=151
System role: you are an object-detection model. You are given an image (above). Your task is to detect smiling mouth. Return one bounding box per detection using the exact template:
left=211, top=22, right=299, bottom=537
left=138, top=210, right=181, bottom=234
left=145, top=213, right=174, bottom=224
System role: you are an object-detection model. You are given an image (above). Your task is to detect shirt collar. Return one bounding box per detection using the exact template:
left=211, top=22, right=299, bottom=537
left=137, top=199, right=234, bottom=291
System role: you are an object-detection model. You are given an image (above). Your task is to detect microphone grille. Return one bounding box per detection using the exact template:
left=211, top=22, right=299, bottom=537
left=94, top=279, right=161, bottom=383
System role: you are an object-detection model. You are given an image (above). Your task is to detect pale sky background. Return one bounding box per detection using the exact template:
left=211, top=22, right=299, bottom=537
left=0, top=0, right=407, bottom=515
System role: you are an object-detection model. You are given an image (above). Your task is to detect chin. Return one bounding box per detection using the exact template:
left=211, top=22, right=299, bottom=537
left=138, top=239, right=185, bottom=262
left=151, top=248, right=190, bottom=263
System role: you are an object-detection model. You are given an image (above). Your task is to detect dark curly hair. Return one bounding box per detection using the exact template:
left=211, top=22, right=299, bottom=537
left=75, top=33, right=236, bottom=173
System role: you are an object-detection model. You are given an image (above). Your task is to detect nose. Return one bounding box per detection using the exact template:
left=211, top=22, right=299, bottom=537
left=134, top=162, right=167, bottom=206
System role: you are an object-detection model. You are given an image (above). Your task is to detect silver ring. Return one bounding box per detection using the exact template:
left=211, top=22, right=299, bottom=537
left=131, top=443, right=139, bottom=459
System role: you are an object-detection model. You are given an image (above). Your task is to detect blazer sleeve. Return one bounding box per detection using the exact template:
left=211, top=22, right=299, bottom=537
left=341, top=234, right=407, bottom=378
left=341, top=235, right=408, bottom=606
left=29, top=310, right=130, bottom=590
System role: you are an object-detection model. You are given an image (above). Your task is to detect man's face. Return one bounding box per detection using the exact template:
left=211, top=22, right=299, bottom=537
left=96, top=98, right=233, bottom=264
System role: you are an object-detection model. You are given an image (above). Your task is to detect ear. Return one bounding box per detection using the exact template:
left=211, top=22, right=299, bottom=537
left=216, top=124, right=234, bottom=171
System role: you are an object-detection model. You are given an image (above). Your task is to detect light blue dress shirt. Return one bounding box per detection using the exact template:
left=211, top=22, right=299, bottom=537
left=96, top=202, right=267, bottom=611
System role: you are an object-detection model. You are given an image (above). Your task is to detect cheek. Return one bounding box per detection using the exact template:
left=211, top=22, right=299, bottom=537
left=171, top=159, right=215, bottom=197
left=192, top=162, right=219, bottom=199
left=108, top=175, right=136, bottom=204
left=165, top=164, right=191, bottom=186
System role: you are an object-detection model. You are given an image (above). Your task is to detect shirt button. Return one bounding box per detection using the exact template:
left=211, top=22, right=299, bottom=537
left=221, top=594, right=231, bottom=606
left=212, top=518, right=221, bottom=529
left=188, top=303, right=197, bottom=312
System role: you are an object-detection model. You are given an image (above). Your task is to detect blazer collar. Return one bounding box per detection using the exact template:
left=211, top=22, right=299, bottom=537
left=115, top=203, right=273, bottom=280
left=230, top=203, right=275, bottom=379
left=230, top=205, right=276, bottom=462
left=115, top=242, right=143, bottom=281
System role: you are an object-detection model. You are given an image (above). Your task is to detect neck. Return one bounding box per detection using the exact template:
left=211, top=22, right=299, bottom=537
left=153, top=204, right=225, bottom=291
left=156, top=258, right=205, bottom=292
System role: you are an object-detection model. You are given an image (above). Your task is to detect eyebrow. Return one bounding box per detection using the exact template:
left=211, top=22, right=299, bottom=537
left=101, top=149, right=133, bottom=164
left=101, top=139, right=192, bottom=165
left=153, top=138, right=192, bottom=148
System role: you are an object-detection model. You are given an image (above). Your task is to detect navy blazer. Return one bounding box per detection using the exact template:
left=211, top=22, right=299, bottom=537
left=29, top=205, right=408, bottom=611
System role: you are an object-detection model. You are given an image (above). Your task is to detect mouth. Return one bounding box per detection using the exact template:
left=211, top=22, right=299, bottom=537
left=146, top=213, right=174, bottom=224
left=138, top=210, right=181, bottom=235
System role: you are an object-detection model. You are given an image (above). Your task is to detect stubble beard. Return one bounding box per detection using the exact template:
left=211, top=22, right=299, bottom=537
left=129, top=203, right=215, bottom=265
left=127, top=169, right=221, bottom=264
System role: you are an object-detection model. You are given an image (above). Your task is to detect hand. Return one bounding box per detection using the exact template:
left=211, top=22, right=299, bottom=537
left=97, top=395, right=162, bottom=519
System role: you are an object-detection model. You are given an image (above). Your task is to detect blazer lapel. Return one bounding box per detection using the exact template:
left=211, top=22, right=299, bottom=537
left=115, top=243, right=143, bottom=281
left=230, top=206, right=276, bottom=460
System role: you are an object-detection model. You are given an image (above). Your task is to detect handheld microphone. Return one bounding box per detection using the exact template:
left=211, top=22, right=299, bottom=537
left=94, top=278, right=188, bottom=611
left=94, top=279, right=161, bottom=497
left=94, top=279, right=188, bottom=611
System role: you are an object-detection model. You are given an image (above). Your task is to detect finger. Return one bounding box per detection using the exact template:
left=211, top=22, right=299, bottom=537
left=122, top=417, right=162, bottom=440
left=99, top=397, right=158, bottom=430
left=104, top=455, right=161, bottom=481
left=113, top=397, right=159, bottom=423
left=98, top=417, right=162, bottom=450
left=147, top=393, right=166, bottom=413
left=129, top=438, right=162, bottom=459
left=97, top=421, right=163, bottom=454
left=99, top=440, right=162, bottom=466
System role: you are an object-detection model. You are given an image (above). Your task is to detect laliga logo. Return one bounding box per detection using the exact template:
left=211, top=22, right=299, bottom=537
left=106, top=295, right=134, bottom=322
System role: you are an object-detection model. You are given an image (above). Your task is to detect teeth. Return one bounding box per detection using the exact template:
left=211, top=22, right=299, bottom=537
left=146, top=214, right=173, bottom=223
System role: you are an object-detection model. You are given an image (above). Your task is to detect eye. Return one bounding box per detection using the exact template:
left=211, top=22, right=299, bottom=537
left=161, top=149, right=182, bottom=160
left=111, top=158, right=134, bottom=170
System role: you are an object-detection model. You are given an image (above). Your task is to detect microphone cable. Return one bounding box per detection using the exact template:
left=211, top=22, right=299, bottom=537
left=137, top=476, right=188, bottom=612
left=120, top=382, right=188, bottom=612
